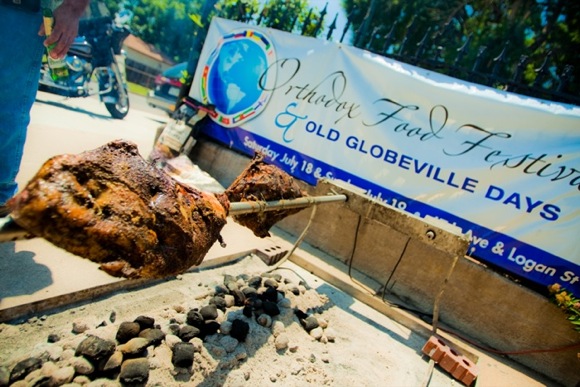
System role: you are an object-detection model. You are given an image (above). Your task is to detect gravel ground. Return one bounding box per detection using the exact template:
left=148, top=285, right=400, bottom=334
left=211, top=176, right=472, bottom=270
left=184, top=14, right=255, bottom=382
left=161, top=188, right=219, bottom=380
left=0, top=254, right=457, bottom=386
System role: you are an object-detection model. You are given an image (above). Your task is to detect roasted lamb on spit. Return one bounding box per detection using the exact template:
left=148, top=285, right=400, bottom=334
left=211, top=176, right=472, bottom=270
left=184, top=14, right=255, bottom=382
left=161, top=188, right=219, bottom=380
left=6, top=140, right=307, bottom=279
left=225, top=153, right=305, bottom=238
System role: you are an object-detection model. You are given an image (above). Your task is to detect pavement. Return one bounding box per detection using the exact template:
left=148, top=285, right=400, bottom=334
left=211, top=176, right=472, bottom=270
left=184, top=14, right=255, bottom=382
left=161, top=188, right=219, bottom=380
left=0, top=91, right=560, bottom=386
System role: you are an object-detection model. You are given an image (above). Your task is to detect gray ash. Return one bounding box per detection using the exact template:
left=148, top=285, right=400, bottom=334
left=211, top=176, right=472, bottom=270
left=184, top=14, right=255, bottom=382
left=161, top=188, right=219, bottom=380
left=1, top=270, right=334, bottom=386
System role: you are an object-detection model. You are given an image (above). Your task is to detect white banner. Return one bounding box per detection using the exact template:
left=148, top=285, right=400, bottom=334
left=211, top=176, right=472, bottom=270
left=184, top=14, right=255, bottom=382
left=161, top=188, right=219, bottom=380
left=191, top=18, right=580, bottom=294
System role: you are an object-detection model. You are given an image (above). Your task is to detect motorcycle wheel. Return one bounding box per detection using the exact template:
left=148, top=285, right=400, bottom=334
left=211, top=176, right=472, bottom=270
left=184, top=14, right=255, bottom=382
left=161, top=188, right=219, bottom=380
left=105, top=82, right=130, bottom=119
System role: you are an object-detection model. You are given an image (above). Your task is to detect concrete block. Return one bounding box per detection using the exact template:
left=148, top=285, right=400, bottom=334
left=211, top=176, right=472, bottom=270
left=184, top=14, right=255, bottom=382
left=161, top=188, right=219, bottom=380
left=349, top=218, right=409, bottom=286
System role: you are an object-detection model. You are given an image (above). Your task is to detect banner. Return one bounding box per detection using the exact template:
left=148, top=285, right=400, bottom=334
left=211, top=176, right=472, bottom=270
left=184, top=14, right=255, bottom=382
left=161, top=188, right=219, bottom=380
left=190, top=18, right=580, bottom=295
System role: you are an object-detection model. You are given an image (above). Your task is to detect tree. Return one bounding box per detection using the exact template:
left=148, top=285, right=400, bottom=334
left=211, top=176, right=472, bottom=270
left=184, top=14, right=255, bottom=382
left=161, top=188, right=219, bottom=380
left=343, top=0, right=579, bottom=97
left=126, top=0, right=203, bottom=63
left=109, top=0, right=320, bottom=64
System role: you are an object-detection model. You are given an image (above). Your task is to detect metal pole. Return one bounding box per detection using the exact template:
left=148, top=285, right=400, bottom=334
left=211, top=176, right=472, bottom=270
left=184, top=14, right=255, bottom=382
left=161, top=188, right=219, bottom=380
left=229, top=194, right=347, bottom=215
left=0, top=194, right=347, bottom=243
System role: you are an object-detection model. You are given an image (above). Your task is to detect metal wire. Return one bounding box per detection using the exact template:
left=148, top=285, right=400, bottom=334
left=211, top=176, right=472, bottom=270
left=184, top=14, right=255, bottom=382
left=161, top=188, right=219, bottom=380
left=266, top=204, right=318, bottom=273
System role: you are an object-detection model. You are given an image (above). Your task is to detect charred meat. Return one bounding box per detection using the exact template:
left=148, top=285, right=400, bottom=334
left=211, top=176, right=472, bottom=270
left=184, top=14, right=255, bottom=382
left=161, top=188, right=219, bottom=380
left=8, top=140, right=229, bottom=279
left=225, top=153, right=306, bottom=237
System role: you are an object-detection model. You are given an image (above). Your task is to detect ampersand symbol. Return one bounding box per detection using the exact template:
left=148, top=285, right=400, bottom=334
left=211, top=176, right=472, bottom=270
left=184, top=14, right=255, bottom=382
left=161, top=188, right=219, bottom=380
left=314, top=167, right=322, bottom=179
left=492, top=242, right=504, bottom=256
left=274, top=102, right=308, bottom=143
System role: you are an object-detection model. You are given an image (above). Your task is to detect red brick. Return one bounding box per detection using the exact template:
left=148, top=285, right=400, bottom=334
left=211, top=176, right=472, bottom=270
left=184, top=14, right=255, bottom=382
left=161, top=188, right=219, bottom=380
left=422, top=335, right=478, bottom=386
left=452, top=356, right=478, bottom=386
left=255, top=245, right=288, bottom=265
left=439, top=348, right=460, bottom=373
left=421, top=336, right=447, bottom=362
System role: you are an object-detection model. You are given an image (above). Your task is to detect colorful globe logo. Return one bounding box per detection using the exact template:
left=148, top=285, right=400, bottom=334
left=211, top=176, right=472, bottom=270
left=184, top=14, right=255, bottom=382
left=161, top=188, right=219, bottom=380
left=200, top=29, right=276, bottom=128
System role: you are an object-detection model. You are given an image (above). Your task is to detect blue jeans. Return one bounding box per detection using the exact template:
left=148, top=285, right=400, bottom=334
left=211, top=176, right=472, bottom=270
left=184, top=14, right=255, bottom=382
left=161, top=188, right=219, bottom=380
left=0, top=6, right=44, bottom=204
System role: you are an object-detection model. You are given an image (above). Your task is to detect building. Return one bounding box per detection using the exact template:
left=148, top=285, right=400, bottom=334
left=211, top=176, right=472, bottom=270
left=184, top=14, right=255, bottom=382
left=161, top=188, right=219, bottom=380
left=122, top=34, right=174, bottom=89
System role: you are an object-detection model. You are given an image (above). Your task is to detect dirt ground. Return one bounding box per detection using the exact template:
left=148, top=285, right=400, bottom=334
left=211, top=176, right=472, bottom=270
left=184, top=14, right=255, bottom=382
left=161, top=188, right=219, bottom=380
left=0, top=254, right=462, bottom=387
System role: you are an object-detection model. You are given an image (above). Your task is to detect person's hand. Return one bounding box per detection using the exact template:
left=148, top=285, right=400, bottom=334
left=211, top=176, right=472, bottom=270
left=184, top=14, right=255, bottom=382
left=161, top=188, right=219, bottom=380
left=38, top=0, right=90, bottom=59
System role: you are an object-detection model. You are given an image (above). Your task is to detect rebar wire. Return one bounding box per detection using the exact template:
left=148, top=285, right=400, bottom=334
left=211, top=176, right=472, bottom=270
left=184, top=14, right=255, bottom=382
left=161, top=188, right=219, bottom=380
left=431, top=254, right=460, bottom=334
left=344, top=214, right=412, bottom=300
left=342, top=212, right=457, bottom=387
left=266, top=204, right=318, bottom=273
left=422, top=254, right=460, bottom=387
left=380, top=236, right=411, bottom=301
left=345, top=215, right=387, bottom=296
left=347, top=214, right=363, bottom=279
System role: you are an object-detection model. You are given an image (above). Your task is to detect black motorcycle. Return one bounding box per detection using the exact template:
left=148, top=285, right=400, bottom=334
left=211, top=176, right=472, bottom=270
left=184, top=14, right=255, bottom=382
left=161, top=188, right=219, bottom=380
left=38, top=16, right=130, bottom=119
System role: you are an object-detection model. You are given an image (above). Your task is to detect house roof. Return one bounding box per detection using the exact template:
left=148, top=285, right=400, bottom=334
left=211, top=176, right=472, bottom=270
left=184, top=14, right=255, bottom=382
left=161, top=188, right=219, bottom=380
left=123, top=34, right=175, bottom=66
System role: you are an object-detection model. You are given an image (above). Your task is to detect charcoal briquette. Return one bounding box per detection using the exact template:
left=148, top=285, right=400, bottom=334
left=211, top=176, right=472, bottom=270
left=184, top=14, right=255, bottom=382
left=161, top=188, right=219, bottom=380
left=263, top=301, right=280, bottom=317
left=202, top=321, right=220, bottom=337
left=247, top=276, right=262, bottom=289
left=242, top=286, right=258, bottom=298
left=263, top=278, right=279, bottom=289
left=172, top=342, right=195, bottom=368
left=75, top=335, right=116, bottom=362
left=139, top=328, right=165, bottom=346
left=232, top=289, right=246, bottom=306
left=178, top=325, right=201, bottom=342
left=9, top=357, right=43, bottom=383
left=260, top=287, right=278, bottom=302
left=214, top=284, right=229, bottom=295
left=116, top=321, right=141, bottom=344
left=186, top=310, right=204, bottom=328
left=119, top=358, right=149, bottom=384
left=300, top=316, right=319, bottom=332
left=200, top=304, right=219, bottom=321
left=209, top=296, right=227, bottom=311
left=134, top=315, right=155, bottom=330
left=230, top=319, right=250, bottom=342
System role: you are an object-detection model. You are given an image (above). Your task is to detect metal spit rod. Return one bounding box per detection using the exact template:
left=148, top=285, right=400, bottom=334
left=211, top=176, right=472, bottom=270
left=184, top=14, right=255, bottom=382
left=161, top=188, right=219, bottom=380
left=228, top=194, right=347, bottom=215
left=0, top=194, right=347, bottom=243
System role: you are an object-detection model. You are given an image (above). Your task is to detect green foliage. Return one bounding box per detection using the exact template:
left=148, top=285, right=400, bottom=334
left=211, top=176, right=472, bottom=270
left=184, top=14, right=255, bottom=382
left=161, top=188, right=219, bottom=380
left=189, top=13, right=204, bottom=28
left=259, top=0, right=312, bottom=33
left=95, top=0, right=322, bottom=64
left=125, top=0, right=203, bottom=63
left=214, top=0, right=260, bottom=23
left=99, top=0, right=120, bottom=15
left=95, top=0, right=579, bottom=96
left=179, top=69, right=191, bottom=89
left=344, top=0, right=579, bottom=95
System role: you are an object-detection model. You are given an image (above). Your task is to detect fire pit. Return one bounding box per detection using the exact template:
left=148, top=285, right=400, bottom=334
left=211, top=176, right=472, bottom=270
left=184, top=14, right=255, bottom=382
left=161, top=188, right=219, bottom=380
left=0, top=254, right=459, bottom=386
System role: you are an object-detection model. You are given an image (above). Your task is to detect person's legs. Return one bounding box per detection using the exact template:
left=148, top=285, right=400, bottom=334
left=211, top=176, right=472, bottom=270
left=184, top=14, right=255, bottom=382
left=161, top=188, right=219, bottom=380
left=0, top=7, right=45, bottom=207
